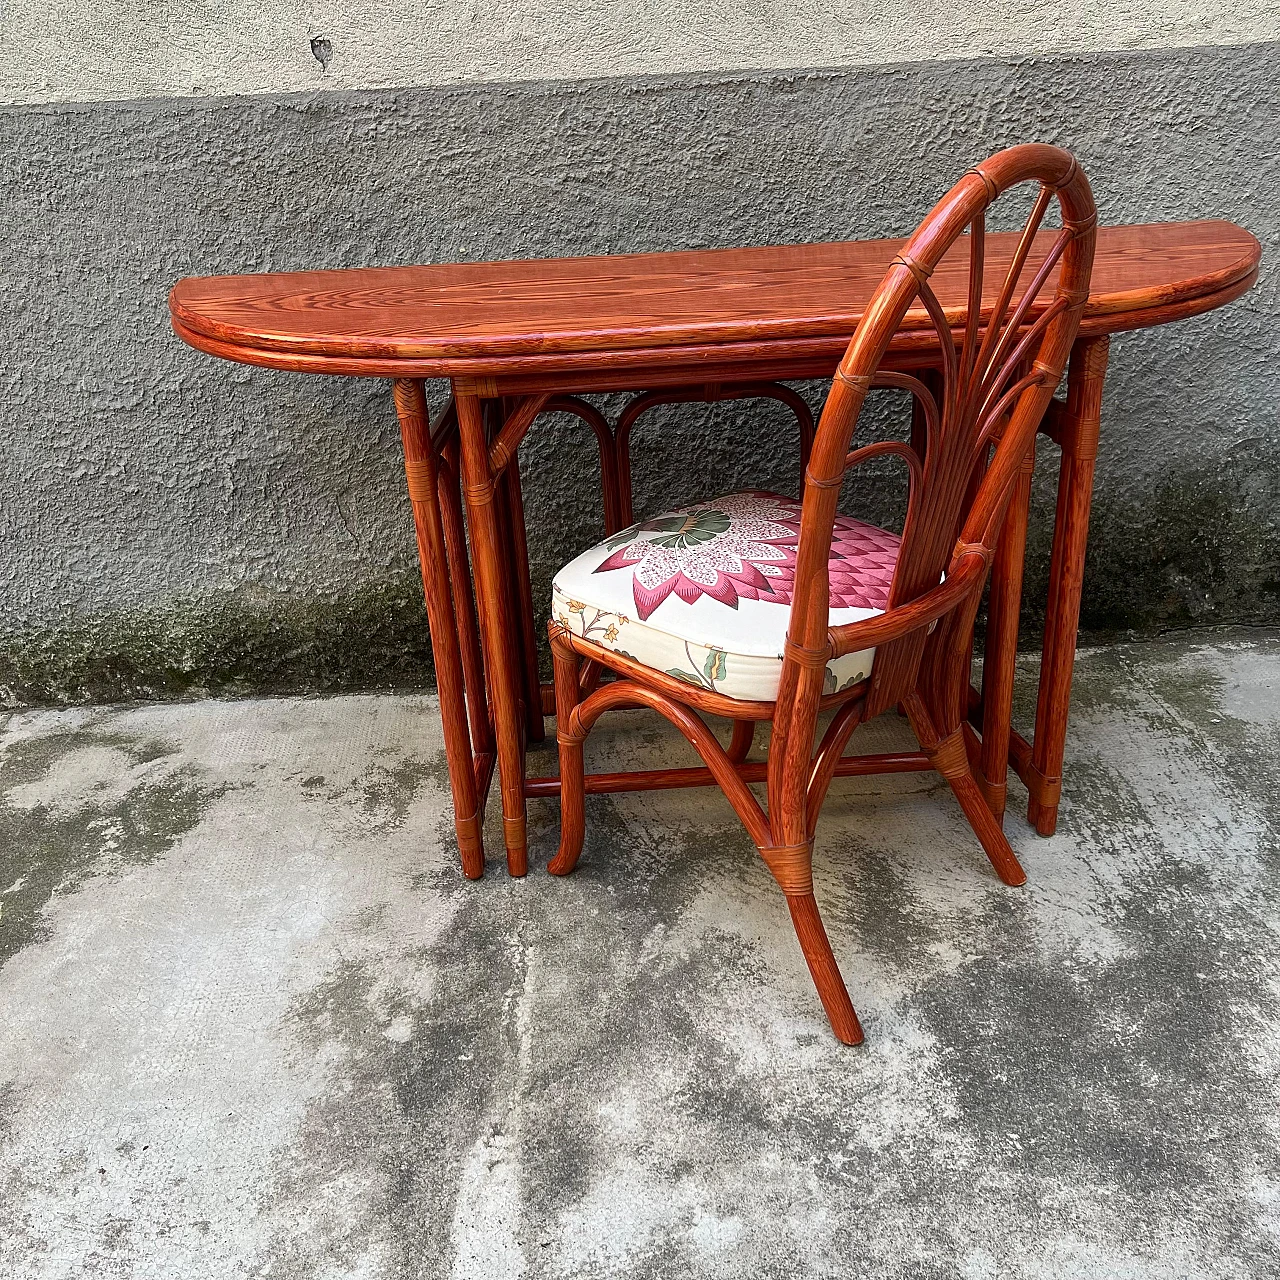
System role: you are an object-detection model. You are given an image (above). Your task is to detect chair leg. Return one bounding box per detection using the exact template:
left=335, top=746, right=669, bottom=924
left=727, top=719, right=755, bottom=764
left=760, top=840, right=864, bottom=1045
left=941, top=760, right=1027, bottom=887
left=905, top=695, right=1027, bottom=887
left=786, top=893, right=865, bottom=1045
left=548, top=629, right=586, bottom=876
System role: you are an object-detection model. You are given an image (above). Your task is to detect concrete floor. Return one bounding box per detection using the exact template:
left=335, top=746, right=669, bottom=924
left=2, top=632, right=1279, bottom=1278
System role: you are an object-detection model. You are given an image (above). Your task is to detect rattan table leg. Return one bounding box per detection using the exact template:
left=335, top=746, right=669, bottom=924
left=497, top=434, right=546, bottom=746
left=438, top=437, right=495, bottom=770
left=391, top=379, right=485, bottom=879
left=1028, top=334, right=1109, bottom=835
left=455, top=385, right=530, bottom=876
left=979, top=437, right=1036, bottom=820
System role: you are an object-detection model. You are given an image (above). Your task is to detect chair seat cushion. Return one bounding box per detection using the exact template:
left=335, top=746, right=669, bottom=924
left=551, top=490, right=899, bottom=701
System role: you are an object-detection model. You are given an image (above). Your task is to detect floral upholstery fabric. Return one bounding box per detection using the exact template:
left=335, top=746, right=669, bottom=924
left=551, top=490, right=901, bottom=701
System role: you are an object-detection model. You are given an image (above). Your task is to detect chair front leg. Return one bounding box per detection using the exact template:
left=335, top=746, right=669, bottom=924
left=548, top=625, right=587, bottom=875
left=757, top=839, right=864, bottom=1045
left=763, top=671, right=863, bottom=1046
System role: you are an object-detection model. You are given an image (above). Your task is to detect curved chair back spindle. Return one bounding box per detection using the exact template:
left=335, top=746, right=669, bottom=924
left=770, top=144, right=1096, bottom=818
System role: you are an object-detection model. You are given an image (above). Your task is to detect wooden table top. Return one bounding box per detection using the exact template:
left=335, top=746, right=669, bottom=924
left=170, top=220, right=1259, bottom=387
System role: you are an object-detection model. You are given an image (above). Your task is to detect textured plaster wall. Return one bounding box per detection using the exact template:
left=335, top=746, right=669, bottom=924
left=2, top=1, right=1274, bottom=104
left=1, top=44, right=1277, bottom=701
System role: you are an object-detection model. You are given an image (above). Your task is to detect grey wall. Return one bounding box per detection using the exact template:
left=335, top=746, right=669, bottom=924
left=3, top=0, right=1271, bottom=103
left=2, top=43, right=1277, bottom=702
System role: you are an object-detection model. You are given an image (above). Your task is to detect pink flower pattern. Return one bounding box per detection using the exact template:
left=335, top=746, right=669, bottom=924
left=593, top=491, right=900, bottom=622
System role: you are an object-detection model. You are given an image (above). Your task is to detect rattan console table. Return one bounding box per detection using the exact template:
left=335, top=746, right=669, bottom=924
left=171, top=219, right=1260, bottom=878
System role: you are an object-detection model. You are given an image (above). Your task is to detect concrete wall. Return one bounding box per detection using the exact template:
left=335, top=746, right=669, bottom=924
left=2, top=2, right=1273, bottom=102
left=1, top=10, right=1277, bottom=702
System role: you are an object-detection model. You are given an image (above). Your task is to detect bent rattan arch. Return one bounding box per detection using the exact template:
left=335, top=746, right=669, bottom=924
left=548, top=144, right=1098, bottom=1045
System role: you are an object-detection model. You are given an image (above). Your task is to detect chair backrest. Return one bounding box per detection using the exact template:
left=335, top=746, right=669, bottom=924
left=783, top=144, right=1097, bottom=721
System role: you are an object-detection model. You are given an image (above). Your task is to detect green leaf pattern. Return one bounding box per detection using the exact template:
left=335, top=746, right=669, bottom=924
left=605, top=508, right=731, bottom=553
left=558, top=593, right=867, bottom=698
left=704, top=648, right=727, bottom=685
left=665, top=641, right=730, bottom=691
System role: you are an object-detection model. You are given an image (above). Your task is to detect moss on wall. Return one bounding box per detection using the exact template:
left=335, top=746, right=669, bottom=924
left=0, top=579, right=435, bottom=705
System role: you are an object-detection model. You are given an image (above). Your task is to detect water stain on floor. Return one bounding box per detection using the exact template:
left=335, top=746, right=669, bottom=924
left=0, top=638, right=1278, bottom=1278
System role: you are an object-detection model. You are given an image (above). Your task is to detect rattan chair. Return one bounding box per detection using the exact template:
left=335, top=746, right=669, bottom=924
left=547, top=144, right=1097, bottom=1044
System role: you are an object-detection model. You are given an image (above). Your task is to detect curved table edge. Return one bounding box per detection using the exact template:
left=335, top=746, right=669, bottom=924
left=171, top=265, right=1261, bottom=389
left=168, top=224, right=1262, bottom=365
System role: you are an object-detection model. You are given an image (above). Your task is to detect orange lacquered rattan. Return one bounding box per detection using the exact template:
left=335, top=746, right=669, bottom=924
left=547, top=145, right=1098, bottom=1045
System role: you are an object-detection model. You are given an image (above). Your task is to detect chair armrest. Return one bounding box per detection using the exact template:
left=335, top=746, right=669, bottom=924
left=827, top=552, right=988, bottom=656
